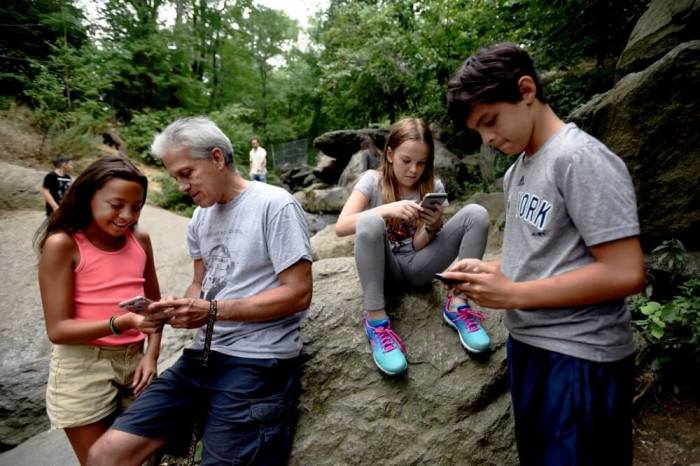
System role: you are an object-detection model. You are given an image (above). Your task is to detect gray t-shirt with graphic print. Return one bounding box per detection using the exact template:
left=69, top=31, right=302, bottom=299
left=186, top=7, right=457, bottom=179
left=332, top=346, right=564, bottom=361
left=502, top=123, right=639, bottom=362
left=354, top=169, right=447, bottom=253
left=186, top=181, right=312, bottom=359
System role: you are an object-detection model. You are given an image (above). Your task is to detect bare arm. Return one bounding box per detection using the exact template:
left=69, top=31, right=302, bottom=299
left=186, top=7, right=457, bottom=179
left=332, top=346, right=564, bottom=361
left=444, top=236, right=645, bottom=309
left=335, top=190, right=371, bottom=237
left=41, top=188, right=59, bottom=211
left=39, top=233, right=142, bottom=344
left=133, top=230, right=162, bottom=354
left=335, top=190, right=424, bottom=237
left=149, top=259, right=313, bottom=328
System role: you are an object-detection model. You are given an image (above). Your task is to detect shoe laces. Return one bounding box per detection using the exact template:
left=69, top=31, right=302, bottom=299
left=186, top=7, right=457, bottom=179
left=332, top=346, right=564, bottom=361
left=455, top=305, right=486, bottom=333
left=372, top=323, right=406, bottom=354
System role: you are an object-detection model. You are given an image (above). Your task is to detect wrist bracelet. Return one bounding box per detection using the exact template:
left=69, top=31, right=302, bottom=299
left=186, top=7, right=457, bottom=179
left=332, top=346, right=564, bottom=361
left=108, top=315, right=121, bottom=335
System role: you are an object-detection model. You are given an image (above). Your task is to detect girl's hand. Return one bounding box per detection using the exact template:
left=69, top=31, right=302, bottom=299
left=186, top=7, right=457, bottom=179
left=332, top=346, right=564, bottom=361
left=132, top=353, right=157, bottom=397
left=419, top=203, right=444, bottom=230
left=379, top=200, right=423, bottom=222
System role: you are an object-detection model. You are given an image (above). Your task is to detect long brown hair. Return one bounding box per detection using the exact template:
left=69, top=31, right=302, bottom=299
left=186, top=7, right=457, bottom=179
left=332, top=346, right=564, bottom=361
left=34, top=156, right=148, bottom=252
left=379, top=117, right=435, bottom=230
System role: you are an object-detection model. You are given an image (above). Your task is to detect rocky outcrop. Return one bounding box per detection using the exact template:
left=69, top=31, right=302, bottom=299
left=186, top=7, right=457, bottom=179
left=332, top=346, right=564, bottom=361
left=294, top=186, right=349, bottom=214
left=291, top=257, right=516, bottom=465
left=0, top=161, right=44, bottom=210
left=313, top=129, right=388, bottom=168
left=616, top=0, right=700, bottom=78
left=310, top=224, right=354, bottom=260
left=570, top=41, right=700, bottom=250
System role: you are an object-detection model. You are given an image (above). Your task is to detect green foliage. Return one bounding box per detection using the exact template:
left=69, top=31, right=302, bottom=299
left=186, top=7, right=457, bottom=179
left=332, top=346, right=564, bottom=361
left=544, top=65, right=616, bottom=117
left=121, top=108, right=186, bottom=164
left=631, top=278, right=700, bottom=365
left=149, top=173, right=195, bottom=218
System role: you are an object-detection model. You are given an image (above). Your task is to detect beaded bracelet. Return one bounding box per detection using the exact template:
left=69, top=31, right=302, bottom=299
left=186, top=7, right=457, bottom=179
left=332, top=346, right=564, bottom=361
left=108, top=315, right=121, bottom=335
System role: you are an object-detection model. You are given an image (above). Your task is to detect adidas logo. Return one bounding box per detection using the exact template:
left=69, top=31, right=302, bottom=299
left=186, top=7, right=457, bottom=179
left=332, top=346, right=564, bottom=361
left=517, top=176, right=525, bottom=186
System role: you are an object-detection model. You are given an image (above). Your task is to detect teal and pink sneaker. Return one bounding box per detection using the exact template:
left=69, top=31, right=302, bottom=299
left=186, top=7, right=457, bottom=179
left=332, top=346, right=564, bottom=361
left=364, top=318, right=408, bottom=375
left=443, top=295, right=490, bottom=353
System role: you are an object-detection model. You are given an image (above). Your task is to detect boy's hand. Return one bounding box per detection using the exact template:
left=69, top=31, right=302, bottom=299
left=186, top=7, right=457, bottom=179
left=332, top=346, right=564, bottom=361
left=442, top=260, right=519, bottom=309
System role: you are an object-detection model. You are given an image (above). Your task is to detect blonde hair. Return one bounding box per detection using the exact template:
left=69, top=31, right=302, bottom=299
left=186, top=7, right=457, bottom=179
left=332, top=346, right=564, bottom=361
left=379, top=117, right=435, bottom=231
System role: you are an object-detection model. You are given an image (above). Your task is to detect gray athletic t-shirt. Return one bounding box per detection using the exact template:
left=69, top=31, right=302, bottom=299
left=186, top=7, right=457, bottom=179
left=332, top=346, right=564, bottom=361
left=354, top=170, right=447, bottom=253
left=502, top=123, right=639, bottom=362
left=186, top=181, right=312, bottom=359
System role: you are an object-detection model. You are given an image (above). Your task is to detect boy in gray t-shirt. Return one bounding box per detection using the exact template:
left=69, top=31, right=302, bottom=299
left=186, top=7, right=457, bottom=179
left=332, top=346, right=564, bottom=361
left=444, top=44, right=645, bottom=465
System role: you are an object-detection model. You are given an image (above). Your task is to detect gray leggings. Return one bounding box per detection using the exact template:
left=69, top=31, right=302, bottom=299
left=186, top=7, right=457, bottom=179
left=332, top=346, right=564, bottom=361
left=355, top=204, right=490, bottom=310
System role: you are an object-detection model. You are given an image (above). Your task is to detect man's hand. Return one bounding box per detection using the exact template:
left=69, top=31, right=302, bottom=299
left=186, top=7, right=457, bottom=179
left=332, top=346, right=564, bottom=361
left=148, top=297, right=210, bottom=329
left=441, top=259, right=518, bottom=309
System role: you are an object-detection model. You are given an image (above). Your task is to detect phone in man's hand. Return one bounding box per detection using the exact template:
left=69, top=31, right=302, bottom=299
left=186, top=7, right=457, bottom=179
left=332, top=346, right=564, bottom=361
left=118, top=296, right=154, bottom=314
left=420, top=192, right=448, bottom=209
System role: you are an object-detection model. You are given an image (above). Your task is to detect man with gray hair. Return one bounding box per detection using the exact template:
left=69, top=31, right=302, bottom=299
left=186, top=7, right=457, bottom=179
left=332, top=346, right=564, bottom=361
left=88, top=116, right=313, bottom=466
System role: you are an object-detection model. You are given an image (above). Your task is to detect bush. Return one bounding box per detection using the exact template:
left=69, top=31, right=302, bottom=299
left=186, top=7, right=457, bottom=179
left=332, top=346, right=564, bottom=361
left=629, top=239, right=700, bottom=380
left=122, top=109, right=186, bottom=165
left=149, top=173, right=195, bottom=218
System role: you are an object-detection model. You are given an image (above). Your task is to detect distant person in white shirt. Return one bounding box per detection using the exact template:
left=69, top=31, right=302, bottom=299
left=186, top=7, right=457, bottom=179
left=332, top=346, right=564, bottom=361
left=249, top=137, right=267, bottom=183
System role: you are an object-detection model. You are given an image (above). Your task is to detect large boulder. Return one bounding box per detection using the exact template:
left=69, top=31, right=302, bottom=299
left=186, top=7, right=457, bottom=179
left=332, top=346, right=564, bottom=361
left=570, top=41, right=700, bottom=250
left=294, top=186, right=349, bottom=214
left=0, top=161, right=44, bottom=210
left=291, top=257, right=516, bottom=465
left=616, top=0, right=700, bottom=78
left=337, top=151, right=371, bottom=190
left=313, top=129, right=388, bottom=168
left=465, top=192, right=505, bottom=260
left=312, top=153, right=340, bottom=185
left=310, top=224, right=354, bottom=260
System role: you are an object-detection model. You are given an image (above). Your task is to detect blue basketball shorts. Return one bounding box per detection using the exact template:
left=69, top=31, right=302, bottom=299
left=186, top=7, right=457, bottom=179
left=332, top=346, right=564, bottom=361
left=507, top=336, right=634, bottom=466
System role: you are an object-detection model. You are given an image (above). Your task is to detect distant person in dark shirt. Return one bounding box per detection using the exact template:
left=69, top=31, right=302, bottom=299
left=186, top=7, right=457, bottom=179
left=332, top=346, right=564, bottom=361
left=42, top=155, right=73, bottom=216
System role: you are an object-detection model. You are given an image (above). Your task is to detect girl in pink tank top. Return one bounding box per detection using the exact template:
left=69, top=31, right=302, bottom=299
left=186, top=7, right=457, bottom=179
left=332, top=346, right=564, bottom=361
left=35, top=156, right=164, bottom=465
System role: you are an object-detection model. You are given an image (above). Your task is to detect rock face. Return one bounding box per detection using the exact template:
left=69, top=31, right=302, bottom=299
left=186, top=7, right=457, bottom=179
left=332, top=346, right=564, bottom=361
left=294, top=186, right=349, bottom=214
left=310, top=224, right=355, bottom=260
left=291, top=257, right=516, bottom=465
left=570, top=41, right=700, bottom=250
left=313, top=129, right=388, bottom=168
left=0, top=161, right=44, bottom=210
left=616, top=0, right=700, bottom=78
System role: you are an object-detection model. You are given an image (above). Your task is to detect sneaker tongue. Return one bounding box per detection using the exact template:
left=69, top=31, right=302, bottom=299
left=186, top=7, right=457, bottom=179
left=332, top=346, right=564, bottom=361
left=456, top=304, right=469, bottom=312
left=368, top=318, right=389, bottom=328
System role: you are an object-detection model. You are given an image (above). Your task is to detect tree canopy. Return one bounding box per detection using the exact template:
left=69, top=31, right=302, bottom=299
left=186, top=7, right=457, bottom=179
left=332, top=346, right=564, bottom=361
left=0, top=0, right=648, bottom=160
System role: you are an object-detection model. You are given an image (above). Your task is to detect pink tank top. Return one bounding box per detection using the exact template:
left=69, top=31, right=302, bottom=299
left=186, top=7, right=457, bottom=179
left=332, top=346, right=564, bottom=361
left=73, top=230, right=147, bottom=346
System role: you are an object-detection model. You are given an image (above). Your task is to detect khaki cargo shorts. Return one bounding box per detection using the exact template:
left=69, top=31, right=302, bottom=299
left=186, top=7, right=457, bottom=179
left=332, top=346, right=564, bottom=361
left=46, top=342, right=143, bottom=429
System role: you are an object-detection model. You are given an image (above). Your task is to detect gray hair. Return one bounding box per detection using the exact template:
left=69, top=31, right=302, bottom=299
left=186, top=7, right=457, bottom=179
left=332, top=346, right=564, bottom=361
left=150, top=116, right=235, bottom=167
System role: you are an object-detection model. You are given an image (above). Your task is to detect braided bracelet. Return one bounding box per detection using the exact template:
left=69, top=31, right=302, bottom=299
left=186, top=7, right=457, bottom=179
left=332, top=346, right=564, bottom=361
left=201, top=300, right=218, bottom=368
left=108, top=315, right=121, bottom=335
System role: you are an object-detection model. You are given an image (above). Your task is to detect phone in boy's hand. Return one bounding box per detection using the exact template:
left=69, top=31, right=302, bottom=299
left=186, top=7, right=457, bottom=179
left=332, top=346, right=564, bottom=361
left=420, top=192, right=448, bottom=209
left=118, top=296, right=154, bottom=314
left=434, top=273, right=463, bottom=286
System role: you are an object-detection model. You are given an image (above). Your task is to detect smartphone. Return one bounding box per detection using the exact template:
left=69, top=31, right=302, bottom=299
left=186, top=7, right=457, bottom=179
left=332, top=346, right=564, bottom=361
left=118, top=296, right=154, bottom=314
left=434, top=273, right=463, bottom=286
left=420, top=192, right=448, bottom=209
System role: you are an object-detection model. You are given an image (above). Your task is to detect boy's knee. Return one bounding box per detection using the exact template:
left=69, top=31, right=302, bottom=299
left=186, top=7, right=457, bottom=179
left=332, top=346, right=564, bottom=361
left=355, top=211, right=385, bottom=241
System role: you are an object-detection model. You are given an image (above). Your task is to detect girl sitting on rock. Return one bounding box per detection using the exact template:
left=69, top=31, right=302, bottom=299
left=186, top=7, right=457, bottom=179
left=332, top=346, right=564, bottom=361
left=335, top=117, right=491, bottom=375
left=34, top=156, right=163, bottom=465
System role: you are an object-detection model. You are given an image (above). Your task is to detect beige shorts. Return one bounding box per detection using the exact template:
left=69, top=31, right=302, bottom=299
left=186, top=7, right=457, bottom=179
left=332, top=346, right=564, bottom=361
left=46, top=342, right=143, bottom=429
